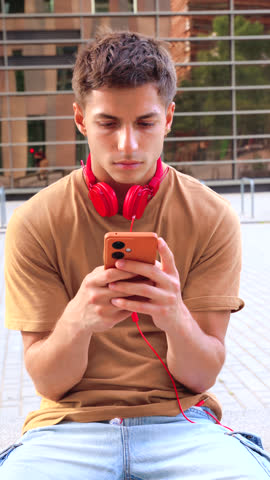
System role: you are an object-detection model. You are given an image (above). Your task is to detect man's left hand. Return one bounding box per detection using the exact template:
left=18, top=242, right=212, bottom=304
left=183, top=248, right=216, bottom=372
left=109, top=237, right=183, bottom=333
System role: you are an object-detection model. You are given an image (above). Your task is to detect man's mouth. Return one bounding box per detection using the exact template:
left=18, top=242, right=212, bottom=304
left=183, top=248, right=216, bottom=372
left=113, top=161, right=142, bottom=168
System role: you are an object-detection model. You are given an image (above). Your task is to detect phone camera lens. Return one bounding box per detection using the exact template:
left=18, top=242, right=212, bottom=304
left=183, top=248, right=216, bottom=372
left=112, top=252, right=125, bottom=259
left=112, top=241, right=125, bottom=249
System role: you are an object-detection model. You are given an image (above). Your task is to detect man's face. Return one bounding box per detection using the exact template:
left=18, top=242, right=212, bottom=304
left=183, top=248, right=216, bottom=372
left=73, top=84, right=175, bottom=189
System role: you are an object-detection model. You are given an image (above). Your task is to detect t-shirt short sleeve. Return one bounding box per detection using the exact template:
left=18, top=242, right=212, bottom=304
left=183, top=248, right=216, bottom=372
left=5, top=209, right=70, bottom=332
left=182, top=203, right=244, bottom=313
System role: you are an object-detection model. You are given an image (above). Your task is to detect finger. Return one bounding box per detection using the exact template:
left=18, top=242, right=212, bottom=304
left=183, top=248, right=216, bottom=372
left=109, top=281, right=167, bottom=303
left=111, top=297, right=156, bottom=316
left=157, top=237, right=178, bottom=275
left=90, top=307, right=133, bottom=331
left=85, top=286, right=139, bottom=305
left=103, top=307, right=133, bottom=322
left=114, top=259, right=166, bottom=286
left=87, top=267, right=137, bottom=288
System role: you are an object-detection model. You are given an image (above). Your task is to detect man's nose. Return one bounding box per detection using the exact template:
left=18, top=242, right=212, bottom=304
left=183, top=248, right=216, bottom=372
left=117, top=126, right=138, bottom=153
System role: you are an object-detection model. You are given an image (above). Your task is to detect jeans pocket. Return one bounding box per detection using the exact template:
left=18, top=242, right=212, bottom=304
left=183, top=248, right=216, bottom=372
left=228, top=431, right=270, bottom=476
left=0, top=443, right=22, bottom=466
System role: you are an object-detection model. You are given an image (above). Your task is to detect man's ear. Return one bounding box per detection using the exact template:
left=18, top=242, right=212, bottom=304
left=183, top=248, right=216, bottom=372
left=73, top=102, right=87, bottom=136
left=165, top=102, right=175, bottom=136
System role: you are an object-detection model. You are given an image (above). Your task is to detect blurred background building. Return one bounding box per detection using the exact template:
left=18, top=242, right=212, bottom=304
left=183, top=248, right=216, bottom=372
left=0, top=0, right=270, bottom=194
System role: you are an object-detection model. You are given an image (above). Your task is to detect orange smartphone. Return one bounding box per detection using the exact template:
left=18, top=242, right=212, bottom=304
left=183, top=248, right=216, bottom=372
left=104, top=232, right=158, bottom=269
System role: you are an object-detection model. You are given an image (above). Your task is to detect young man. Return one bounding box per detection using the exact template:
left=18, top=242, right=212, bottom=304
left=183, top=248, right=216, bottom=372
left=2, top=31, right=270, bottom=479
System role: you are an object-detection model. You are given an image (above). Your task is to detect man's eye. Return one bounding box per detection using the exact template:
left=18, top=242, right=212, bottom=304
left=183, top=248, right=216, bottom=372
left=139, top=122, right=154, bottom=127
left=99, top=122, right=116, bottom=128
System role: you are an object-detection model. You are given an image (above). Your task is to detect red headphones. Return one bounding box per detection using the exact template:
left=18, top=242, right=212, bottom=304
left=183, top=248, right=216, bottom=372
left=81, top=154, right=168, bottom=220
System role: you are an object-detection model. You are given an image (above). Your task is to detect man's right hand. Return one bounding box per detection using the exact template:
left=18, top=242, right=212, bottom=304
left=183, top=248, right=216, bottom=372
left=22, top=266, right=136, bottom=402
left=64, top=266, right=136, bottom=333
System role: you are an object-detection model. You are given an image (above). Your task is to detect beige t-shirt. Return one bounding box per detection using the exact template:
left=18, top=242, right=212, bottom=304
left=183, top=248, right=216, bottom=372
left=5, top=165, right=244, bottom=434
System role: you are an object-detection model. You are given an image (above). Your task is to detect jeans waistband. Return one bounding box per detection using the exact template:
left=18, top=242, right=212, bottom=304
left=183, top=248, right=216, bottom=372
left=99, top=406, right=215, bottom=427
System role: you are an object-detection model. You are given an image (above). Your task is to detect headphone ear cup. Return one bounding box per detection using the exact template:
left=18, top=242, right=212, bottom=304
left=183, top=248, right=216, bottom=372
left=123, top=185, right=151, bottom=220
left=88, top=182, right=118, bottom=217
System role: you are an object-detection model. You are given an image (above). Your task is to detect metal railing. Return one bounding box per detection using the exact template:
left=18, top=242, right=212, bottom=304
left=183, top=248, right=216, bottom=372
left=0, top=187, right=7, bottom=229
left=240, top=177, right=255, bottom=218
left=1, top=9, right=270, bottom=17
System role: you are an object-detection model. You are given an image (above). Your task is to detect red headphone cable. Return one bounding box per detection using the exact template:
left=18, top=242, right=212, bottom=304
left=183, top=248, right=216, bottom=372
left=131, top=311, right=233, bottom=431
left=129, top=219, right=233, bottom=432
left=131, top=311, right=195, bottom=423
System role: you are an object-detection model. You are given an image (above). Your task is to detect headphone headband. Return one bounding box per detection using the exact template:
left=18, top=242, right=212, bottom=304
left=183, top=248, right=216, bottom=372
left=81, top=154, right=168, bottom=220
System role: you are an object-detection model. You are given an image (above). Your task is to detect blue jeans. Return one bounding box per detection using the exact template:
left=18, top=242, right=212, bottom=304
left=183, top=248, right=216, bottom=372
left=0, top=407, right=270, bottom=479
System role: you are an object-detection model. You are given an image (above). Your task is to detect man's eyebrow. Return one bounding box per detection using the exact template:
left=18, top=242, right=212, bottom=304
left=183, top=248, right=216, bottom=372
left=94, top=112, right=160, bottom=120
left=137, top=112, right=160, bottom=120
left=94, top=113, right=118, bottom=120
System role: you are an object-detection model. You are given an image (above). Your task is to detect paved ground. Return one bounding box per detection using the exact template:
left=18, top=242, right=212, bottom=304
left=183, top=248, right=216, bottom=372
left=0, top=191, right=270, bottom=449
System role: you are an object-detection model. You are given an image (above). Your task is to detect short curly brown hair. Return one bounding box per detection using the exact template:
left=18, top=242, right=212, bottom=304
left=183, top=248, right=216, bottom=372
left=72, top=30, right=177, bottom=108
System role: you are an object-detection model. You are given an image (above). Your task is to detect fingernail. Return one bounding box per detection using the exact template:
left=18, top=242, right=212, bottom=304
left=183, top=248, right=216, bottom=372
left=116, top=260, right=125, bottom=268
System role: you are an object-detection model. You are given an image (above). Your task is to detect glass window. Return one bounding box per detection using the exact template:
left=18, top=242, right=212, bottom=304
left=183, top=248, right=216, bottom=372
left=12, top=50, right=25, bottom=92
left=8, top=56, right=69, bottom=68
left=27, top=119, right=45, bottom=169
left=95, top=0, right=134, bottom=12
left=235, top=15, right=270, bottom=35
left=237, top=113, right=270, bottom=136
left=6, top=66, right=77, bottom=93
left=0, top=148, right=12, bottom=187
left=87, top=15, right=155, bottom=37
left=172, top=39, right=230, bottom=64
left=171, top=114, right=232, bottom=138
left=189, top=1, right=230, bottom=10
left=56, top=45, right=78, bottom=66
left=95, top=1, right=110, bottom=12
left=159, top=0, right=172, bottom=11
left=0, top=122, right=2, bottom=174
left=166, top=15, right=230, bottom=63
left=160, top=16, right=190, bottom=38
left=14, top=70, right=25, bottom=92
left=5, top=0, right=24, bottom=13
left=175, top=90, right=232, bottom=113
left=191, top=14, right=230, bottom=37
left=236, top=89, right=270, bottom=111
left=6, top=31, right=80, bottom=42
left=43, top=0, right=54, bottom=13
left=57, top=69, right=73, bottom=91
left=6, top=117, right=80, bottom=175
left=235, top=39, right=270, bottom=61
left=76, top=127, right=87, bottom=166
left=1, top=2, right=270, bottom=185
left=237, top=138, right=270, bottom=179
left=118, top=0, right=134, bottom=12
left=6, top=17, right=81, bottom=32
left=8, top=94, right=74, bottom=118
left=237, top=161, right=270, bottom=180
left=178, top=65, right=231, bottom=88
left=163, top=140, right=234, bottom=180
left=56, top=46, right=78, bottom=57
left=137, top=0, right=155, bottom=10
left=13, top=118, right=74, bottom=138
left=0, top=96, right=7, bottom=121
left=8, top=69, right=50, bottom=93
left=236, top=65, right=270, bottom=86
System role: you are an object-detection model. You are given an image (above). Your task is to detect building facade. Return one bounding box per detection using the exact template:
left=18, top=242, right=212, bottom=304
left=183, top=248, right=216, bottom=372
left=0, top=0, right=270, bottom=191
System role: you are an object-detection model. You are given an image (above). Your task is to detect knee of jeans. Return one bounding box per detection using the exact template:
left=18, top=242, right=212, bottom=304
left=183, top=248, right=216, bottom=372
left=0, top=443, right=23, bottom=466
left=227, top=432, right=270, bottom=476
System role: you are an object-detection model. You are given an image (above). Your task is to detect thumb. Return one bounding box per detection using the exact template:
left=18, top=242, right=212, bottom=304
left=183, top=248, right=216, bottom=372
left=157, top=237, right=178, bottom=275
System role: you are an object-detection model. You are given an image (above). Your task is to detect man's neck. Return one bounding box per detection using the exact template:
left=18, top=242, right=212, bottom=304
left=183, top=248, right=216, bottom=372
left=112, top=184, right=133, bottom=213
